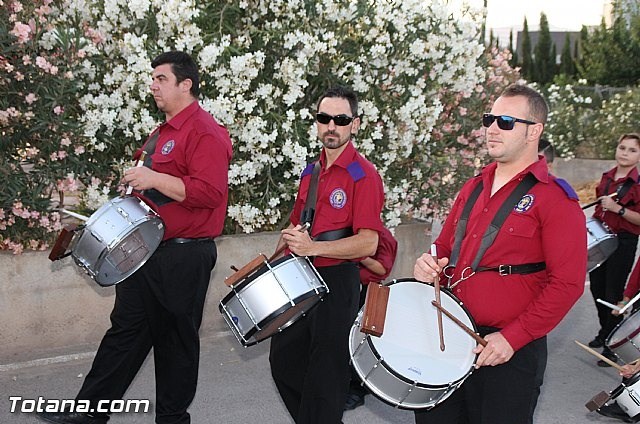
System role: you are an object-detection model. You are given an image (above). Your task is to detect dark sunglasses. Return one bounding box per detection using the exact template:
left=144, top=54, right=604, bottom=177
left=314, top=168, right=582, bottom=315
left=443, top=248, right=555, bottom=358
left=482, top=113, right=537, bottom=130
left=316, top=112, right=354, bottom=126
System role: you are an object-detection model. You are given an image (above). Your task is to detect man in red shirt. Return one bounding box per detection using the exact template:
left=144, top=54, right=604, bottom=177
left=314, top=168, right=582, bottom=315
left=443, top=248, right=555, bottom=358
left=344, top=227, right=398, bottom=410
left=269, top=86, right=385, bottom=424
left=38, top=51, right=232, bottom=424
left=413, top=84, right=586, bottom=424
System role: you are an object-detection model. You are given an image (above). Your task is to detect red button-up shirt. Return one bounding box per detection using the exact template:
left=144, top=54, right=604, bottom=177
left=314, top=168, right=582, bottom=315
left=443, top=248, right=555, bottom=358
left=290, top=141, right=385, bottom=268
left=434, top=159, right=586, bottom=351
left=593, top=166, right=640, bottom=235
left=136, top=101, right=232, bottom=240
left=360, top=227, right=398, bottom=285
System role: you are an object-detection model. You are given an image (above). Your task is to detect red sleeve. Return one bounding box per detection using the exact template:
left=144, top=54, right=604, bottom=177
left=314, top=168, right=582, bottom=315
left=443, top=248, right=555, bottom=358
left=360, top=228, right=398, bottom=284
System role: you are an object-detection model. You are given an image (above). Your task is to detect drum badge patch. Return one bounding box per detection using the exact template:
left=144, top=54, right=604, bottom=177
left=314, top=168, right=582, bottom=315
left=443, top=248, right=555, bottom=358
left=330, top=188, right=347, bottom=209
left=161, top=140, right=175, bottom=155
left=515, top=194, right=535, bottom=212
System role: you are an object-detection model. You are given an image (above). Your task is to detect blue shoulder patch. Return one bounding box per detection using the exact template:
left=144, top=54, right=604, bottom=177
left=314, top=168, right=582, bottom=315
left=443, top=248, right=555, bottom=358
left=554, top=178, right=579, bottom=200
left=300, top=162, right=315, bottom=178
left=347, top=161, right=366, bottom=182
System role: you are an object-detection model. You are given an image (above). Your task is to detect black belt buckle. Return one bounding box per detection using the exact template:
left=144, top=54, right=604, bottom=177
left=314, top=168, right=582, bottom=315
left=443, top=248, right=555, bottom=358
left=498, top=264, right=512, bottom=276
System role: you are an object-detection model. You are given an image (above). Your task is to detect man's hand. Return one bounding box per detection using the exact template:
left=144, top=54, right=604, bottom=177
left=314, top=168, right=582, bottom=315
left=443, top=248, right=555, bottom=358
left=473, top=332, right=514, bottom=367
left=414, top=253, right=449, bottom=283
left=281, top=224, right=314, bottom=256
left=123, top=166, right=157, bottom=191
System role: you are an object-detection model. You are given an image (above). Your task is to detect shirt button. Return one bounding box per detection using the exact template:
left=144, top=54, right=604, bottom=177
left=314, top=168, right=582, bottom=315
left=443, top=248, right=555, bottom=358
left=509, top=228, right=514, bottom=232
left=472, top=234, right=477, bottom=238
left=483, top=208, right=488, bottom=212
left=456, top=289, right=461, bottom=293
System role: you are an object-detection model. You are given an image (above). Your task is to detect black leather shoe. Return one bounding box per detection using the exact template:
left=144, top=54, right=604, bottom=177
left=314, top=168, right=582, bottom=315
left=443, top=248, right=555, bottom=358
left=589, top=336, right=605, bottom=348
left=36, top=411, right=108, bottom=424
left=598, top=349, right=619, bottom=367
left=344, top=393, right=365, bottom=411
left=597, top=403, right=636, bottom=422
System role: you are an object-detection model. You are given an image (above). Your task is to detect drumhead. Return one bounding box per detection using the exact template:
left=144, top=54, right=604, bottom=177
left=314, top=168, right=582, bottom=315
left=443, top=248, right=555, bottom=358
left=608, top=308, right=640, bottom=349
left=367, top=279, right=477, bottom=386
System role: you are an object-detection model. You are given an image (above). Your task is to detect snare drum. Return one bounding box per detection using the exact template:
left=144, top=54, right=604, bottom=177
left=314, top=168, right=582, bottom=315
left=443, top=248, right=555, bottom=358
left=610, top=372, right=640, bottom=419
left=587, top=217, right=618, bottom=273
left=219, top=254, right=328, bottom=346
left=349, top=278, right=478, bottom=410
left=70, top=196, right=164, bottom=286
left=606, top=308, right=640, bottom=364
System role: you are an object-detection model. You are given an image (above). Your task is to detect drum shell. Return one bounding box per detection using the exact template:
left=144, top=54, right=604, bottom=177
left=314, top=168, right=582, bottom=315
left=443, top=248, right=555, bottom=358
left=219, top=254, right=328, bottom=346
left=349, top=278, right=478, bottom=410
left=587, top=217, right=618, bottom=273
left=606, top=308, right=640, bottom=364
left=71, top=196, right=164, bottom=286
left=612, top=372, right=640, bottom=418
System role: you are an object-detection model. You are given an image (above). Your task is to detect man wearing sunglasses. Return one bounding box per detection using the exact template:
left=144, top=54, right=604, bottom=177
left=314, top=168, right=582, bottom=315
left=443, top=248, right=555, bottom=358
left=269, top=86, right=385, bottom=424
left=414, top=84, right=586, bottom=424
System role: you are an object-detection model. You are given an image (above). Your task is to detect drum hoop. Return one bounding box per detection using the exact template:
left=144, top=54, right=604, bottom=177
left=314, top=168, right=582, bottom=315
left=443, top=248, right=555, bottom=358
left=363, top=278, right=479, bottom=388
left=611, top=372, right=640, bottom=400
left=608, top=308, right=640, bottom=349
left=226, top=254, right=307, bottom=295
left=219, top=287, right=328, bottom=347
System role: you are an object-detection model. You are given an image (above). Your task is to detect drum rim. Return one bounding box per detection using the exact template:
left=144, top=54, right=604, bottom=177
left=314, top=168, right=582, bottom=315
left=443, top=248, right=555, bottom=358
left=607, top=308, right=640, bottom=349
left=219, top=283, right=328, bottom=347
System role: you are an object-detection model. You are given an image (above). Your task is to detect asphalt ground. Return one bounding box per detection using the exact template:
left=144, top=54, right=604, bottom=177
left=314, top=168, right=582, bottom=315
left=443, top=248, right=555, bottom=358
left=0, top=286, right=633, bottom=424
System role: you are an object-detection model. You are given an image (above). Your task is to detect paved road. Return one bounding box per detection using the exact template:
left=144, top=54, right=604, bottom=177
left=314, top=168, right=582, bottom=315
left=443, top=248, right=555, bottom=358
left=0, top=288, right=632, bottom=423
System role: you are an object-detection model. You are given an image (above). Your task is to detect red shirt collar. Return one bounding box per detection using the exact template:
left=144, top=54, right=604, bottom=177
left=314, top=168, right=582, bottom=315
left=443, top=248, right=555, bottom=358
left=481, top=158, right=550, bottom=185
left=164, top=100, right=200, bottom=130
left=603, top=166, right=640, bottom=183
left=319, top=140, right=357, bottom=169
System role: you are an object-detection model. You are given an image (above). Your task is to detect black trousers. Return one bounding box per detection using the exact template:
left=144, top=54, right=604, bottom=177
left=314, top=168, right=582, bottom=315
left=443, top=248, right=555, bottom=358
left=590, top=233, right=638, bottom=342
left=76, top=241, right=217, bottom=424
left=348, top=284, right=369, bottom=397
left=269, top=262, right=360, bottom=424
left=414, top=329, right=547, bottom=424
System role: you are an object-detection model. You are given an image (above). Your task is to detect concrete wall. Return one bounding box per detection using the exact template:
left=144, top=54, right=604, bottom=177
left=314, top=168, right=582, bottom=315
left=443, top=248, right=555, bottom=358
left=553, top=158, right=615, bottom=187
left=0, top=223, right=432, bottom=364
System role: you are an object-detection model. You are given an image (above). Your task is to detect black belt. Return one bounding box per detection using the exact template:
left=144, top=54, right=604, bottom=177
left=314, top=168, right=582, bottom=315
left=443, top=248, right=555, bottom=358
left=476, top=262, right=546, bottom=276
left=314, top=227, right=353, bottom=242
left=160, top=237, right=214, bottom=247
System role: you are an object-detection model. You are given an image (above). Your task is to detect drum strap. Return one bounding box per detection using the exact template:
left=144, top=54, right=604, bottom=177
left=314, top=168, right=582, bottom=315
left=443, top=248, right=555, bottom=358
left=138, top=129, right=175, bottom=207
left=604, top=178, right=635, bottom=206
left=449, top=174, right=539, bottom=273
left=301, top=161, right=321, bottom=233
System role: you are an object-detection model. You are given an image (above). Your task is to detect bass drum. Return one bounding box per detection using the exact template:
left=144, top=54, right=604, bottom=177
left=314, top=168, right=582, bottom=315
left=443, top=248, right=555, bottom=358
left=70, top=196, right=164, bottom=286
left=349, top=278, right=478, bottom=410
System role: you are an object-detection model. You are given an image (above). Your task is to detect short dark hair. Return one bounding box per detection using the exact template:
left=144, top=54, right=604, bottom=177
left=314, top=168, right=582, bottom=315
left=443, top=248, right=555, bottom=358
left=538, top=138, right=555, bottom=164
left=618, top=133, right=640, bottom=147
left=151, top=51, right=200, bottom=97
left=316, top=86, right=358, bottom=117
left=500, top=83, right=548, bottom=125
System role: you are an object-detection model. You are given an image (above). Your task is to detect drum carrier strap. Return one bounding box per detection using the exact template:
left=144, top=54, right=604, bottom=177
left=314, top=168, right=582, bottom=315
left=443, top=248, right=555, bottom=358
left=604, top=178, right=636, bottom=206
left=299, top=161, right=353, bottom=241
left=138, top=129, right=175, bottom=207
left=448, top=173, right=545, bottom=276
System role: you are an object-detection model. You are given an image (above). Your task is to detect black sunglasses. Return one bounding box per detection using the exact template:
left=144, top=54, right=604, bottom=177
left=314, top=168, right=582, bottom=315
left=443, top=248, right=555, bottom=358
left=482, top=113, right=537, bottom=130
left=316, top=112, right=354, bottom=126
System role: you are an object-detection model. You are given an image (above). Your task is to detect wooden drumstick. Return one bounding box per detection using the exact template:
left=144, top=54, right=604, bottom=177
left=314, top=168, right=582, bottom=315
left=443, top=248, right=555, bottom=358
left=581, top=192, right=617, bottom=210
left=431, top=300, right=487, bottom=347
left=431, top=244, right=445, bottom=351
left=125, top=152, right=146, bottom=196
left=574, top=340, right=625, bottom=372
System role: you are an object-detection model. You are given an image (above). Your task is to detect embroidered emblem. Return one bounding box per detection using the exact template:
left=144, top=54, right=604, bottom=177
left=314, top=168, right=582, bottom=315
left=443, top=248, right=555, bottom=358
left=329, top=188, right=347, bottom=209
left=161, top=140, right=175, bottom=155
left=515, top=194, right=535, bottom=212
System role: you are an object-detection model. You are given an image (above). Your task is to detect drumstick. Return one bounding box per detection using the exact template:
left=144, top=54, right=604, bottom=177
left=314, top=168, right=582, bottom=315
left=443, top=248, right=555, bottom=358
left=597, top=298, right=622, bottom=312
left=574, top=340, right=625, bottom=372
left=267, top=222, right=311, bottom=262
left=431, top=300, right=487, bottom=347
left=581, top=192, right=617, bottom=210
left=125, top=152, right=147, bottom=196
left=58, top=208, right=90, bottom=222
left=431, top=244, right=445, bottom=351
left=618, top=291, right=640, bottom=315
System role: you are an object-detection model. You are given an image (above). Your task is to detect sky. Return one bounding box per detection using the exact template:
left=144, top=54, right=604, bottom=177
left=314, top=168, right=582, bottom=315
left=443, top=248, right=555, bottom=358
left=461, top=0, right=610, bottom=43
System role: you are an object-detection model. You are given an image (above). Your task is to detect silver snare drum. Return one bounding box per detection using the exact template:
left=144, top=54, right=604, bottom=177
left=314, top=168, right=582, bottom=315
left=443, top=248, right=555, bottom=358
left=606, top=308, right=640, bottom=364
left=349, top=278, right=478, bottom=410
left=610, top=372, right=640, bottom=419
left=587, top=217, right=618, bottom=273
left=219, top=254, right=328, bottom=347
left=71, top=196, right=164, bottom=286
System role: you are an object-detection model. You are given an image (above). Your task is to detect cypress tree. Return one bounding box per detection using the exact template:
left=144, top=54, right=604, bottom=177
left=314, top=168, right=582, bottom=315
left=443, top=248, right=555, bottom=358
left=521, top=17, right=534, bottom=81
left=559, top=33, right=575, bottom=77
left=509, top=29, right=519, bottom=67
left=534, top=12, right=555, bottom=84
